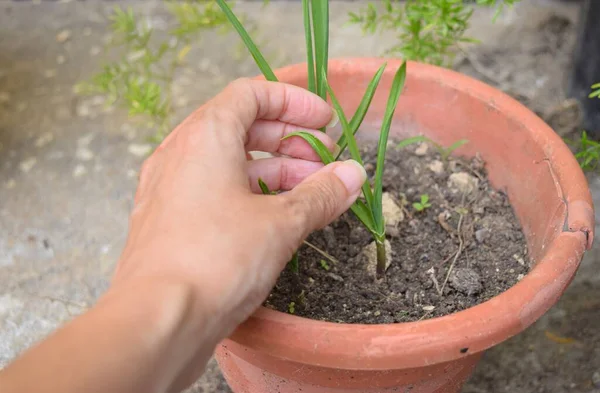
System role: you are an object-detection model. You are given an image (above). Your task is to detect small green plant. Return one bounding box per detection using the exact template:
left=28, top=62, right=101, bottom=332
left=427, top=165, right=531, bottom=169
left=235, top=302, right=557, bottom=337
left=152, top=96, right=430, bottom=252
left=413, top=194, right=432, bottom=212
left=349, top=0, right=520, bottom=67
left=319, top=259, right=331, bottom=271
left=288, top=302, right=296, bottom=314
left=567, top=83, right=600, bottom=171
left=77, top=1, right=265, bottom=142
left=589, top=83, right=600, bottom=99
left=397, top=135, right=469, bottom=162
left=572, top=131, right=600, bottom=171
left=217, top=0, right=407, bottom=278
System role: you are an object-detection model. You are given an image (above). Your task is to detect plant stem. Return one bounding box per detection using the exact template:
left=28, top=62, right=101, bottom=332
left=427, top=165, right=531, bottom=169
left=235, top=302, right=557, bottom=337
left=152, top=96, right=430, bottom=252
left=376, top=239, right=387, bottom=278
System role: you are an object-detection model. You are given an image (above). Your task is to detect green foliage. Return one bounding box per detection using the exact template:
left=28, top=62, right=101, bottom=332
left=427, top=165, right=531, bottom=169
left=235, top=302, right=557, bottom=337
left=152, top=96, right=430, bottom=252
left=571, top=131, right=600, bottom=172
left=413, top=194, right=432, bottom=212
left=348, top=0, right=520, bottom=67
left=397, top=135, right=469, bottom=161
left=288, top=302, right=296, bottom=314
left=222, top=0, right=408, bottom=277
left=590, top=83, right=600, bottom=99
left=319, top=259, right=331, bottom=271
left=567, top=84, right=600, bottom=172
left=77, top=1, right=240, bottom=141
left=216, top=0, right=277, bottom=81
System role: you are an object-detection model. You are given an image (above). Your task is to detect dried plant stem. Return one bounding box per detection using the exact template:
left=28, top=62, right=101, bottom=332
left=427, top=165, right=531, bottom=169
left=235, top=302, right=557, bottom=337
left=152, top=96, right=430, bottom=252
left=440, top=213, right=465, bottom=294
left=303, top=240, right=338, bottom=264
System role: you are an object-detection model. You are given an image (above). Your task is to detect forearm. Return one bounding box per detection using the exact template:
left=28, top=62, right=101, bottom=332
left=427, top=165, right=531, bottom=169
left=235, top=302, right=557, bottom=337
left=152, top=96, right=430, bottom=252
left=0, top=278, right=216, bottom=393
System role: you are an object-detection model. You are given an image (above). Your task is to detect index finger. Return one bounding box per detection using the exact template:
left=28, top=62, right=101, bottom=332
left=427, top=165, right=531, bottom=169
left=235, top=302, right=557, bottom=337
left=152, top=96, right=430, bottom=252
left=210, top=78, right=334, bottom=131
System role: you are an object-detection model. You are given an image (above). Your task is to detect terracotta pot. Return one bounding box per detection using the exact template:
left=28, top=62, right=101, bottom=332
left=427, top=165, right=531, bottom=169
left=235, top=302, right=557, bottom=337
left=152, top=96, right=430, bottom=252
left=215, top=58, right=595, bottom=393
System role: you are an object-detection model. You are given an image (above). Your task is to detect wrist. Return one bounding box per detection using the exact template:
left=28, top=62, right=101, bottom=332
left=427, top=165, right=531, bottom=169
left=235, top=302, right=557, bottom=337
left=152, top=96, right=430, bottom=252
left=100, top=275, right=217, bottom=392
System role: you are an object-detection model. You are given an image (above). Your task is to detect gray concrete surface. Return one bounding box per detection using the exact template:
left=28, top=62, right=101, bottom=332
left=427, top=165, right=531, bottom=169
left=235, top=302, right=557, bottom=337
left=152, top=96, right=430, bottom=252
left=0, top=1, right=598, bottom=392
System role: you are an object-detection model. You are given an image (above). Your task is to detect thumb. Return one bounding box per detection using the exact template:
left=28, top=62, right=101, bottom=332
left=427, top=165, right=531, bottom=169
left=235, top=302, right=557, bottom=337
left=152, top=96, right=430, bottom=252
left=281, top=159, right=367, bottom=238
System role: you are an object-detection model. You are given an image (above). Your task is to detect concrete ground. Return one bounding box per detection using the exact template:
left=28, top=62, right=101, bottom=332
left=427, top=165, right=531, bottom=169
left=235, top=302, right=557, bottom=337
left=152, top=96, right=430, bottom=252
left=0, top=1, right=598, bottom=392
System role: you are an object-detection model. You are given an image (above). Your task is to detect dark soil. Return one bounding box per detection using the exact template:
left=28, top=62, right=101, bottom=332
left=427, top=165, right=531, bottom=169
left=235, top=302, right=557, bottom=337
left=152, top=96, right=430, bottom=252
left=264, top=141, right=530, bottom=324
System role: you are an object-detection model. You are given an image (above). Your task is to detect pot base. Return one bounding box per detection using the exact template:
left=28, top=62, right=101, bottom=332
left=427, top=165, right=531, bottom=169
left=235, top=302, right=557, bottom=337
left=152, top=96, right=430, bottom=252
left=216, top=342, right=481, bottom=393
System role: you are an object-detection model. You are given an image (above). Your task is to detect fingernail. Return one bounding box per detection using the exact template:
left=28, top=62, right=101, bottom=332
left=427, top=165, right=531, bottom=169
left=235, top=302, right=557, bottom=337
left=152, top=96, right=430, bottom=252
left=333, top=160, right=367, bottom=194
left=327, top=110, right=339, bottom=128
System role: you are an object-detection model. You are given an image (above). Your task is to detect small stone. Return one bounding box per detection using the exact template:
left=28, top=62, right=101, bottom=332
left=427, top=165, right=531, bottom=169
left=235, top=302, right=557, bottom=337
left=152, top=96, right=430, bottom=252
left=517, top=274, right=525, bottom=281
left=374, top=310, right=381, bottom=316
left=175, top=97, right=189, bottom=108
left=428, top=160, right=444, bottom=175
left=199, top=58, right=211, bottom=71
left=349, top=226, right=368, bottom=243
left=382, top=192, right=404, bottom=228
left=56, top=29, right=72, bottom=43
left=475, top=228, right=490, bottom=243
left=56, top=55, right=66, bottom=65
left=73, top=165, right=87, bottom=178
left=34, top=132, right=54, bottom=148
left=4, top=179, right=16, bottom=189
left=19, top=157, right=37, bottom=173
left=415, top=143, right=429, bottom=156
left=364, top=240, right=393, bottom=277
left=78, top=133, right=95, bottom=146
left=512, top=254, right=526, bottom=266
left=16, top=102, right=27, bottom=112
left=44, top=69, right=57, bottom=78
left=128, top=143, right=152, bottom=157
left=127, top=169, right=137, bottom=178
left=89, top=46, right=101, bottom=56
left=509, top=269, right=515, bottom=273
left=448, top=172, right=479, bottom=195
left=422, top=305, right=435, bottom=312
left=387, top=226, right=400, bottom=238
left=322, top=226, right=337, bottom=248
left=76, top=147, right=94, bottom=161
left=56, top=105, right=71, bottom=120
left=449, top=268, right=482, bottom=296
left=473, top=206, right=485, bottom=215
left=591, top=370, right=600, bottom=388
left=327, top=273, right=344, bottom=282
left=76, top=103, right=91, bottom=117
left=0, top=92, right=10, bottom=104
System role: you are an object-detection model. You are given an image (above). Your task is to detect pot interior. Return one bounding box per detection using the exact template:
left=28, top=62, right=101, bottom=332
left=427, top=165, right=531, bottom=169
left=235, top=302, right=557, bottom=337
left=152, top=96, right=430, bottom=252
left=280, top=59, right=582, bottom=265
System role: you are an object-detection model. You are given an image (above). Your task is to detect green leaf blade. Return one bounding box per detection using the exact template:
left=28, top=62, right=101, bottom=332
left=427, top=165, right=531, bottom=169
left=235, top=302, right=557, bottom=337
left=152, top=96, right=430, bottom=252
left=302, top=0, right=316, bottom=94
left=397, top=135, right=430, bottom=149
left=373, top=62, right=407, bottom=233
left=350, top=200, right=377, bottom=234
left=311, top=0, right=329, bottom=103
left=215, top=0, right=278, bottom=82
left=258, top=178, right=271, bottom=195
left=282, top=132, right=335, bottom=164
left=336, top=63, right=387, bottom=159
left=324, top=75, right=374, bottom=208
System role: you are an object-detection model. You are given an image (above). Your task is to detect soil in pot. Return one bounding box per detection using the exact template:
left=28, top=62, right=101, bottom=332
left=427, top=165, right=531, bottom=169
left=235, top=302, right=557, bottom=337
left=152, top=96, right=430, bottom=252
left=264, top=139, right=531, bottom=324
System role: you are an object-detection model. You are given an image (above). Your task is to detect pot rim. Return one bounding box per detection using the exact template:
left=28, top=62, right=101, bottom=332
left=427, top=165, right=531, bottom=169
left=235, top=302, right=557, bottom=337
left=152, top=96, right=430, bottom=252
left=230, top=58, right=594, bottom=370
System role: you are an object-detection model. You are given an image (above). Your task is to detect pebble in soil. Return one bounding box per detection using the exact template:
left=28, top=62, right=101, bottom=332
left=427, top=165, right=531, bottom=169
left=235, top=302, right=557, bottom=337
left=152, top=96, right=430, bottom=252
left=264, top=140, right=530, bottom=324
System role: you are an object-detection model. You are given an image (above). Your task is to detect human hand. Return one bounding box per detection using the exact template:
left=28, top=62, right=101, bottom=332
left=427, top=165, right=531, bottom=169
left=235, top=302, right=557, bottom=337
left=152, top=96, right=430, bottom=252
left=110, top=78, right=367, bottom=390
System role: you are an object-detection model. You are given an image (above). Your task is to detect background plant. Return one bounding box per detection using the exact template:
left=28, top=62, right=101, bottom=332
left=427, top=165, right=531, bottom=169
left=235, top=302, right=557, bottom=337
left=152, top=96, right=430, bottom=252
left=348, top=0, right=520, bottom=67
left=77, top=1, right=266, bottom=142
left=80, top=0, right=520, bottom=140
left=397, top=135, right=469, bottom=162
left=567, top=83, right=600, bottom=171
left=413, top=194, right=432, bottom=212
left=217, top=0, right=407, bottom=278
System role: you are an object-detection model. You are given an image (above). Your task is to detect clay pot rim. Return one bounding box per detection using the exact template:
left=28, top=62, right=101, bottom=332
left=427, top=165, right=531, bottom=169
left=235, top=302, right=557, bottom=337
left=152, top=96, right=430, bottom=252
left=231, top=58, right=594, bottom=370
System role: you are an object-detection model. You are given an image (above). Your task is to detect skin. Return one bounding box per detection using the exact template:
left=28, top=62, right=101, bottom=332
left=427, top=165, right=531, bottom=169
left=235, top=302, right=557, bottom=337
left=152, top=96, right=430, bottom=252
left=0, top=79, right=366, bottom=393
